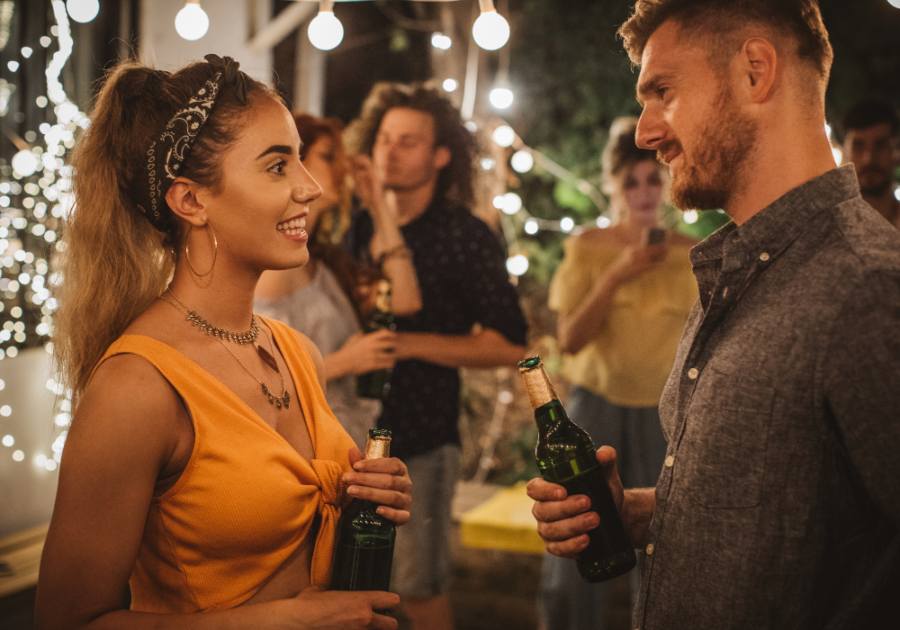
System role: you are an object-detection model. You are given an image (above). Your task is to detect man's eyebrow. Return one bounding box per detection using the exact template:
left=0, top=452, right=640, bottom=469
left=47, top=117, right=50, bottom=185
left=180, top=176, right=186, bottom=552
left=255, top=144, right=296, bottom=160
left=636, top=73, right=674, bottom=106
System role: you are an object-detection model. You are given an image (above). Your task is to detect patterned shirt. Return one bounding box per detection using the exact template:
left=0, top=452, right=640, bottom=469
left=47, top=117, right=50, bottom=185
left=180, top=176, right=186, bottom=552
left=634, top=166, right=900, bottom=630
left=346, top=198, right=528, bottom=460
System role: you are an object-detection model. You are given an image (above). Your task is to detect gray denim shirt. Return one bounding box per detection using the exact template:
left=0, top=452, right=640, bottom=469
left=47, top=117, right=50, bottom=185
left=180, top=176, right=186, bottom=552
left=634, top=166, right=900, bottom=630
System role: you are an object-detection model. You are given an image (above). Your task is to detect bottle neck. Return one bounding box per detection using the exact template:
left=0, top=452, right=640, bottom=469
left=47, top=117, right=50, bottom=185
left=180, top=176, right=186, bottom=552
left=521, top=366, right=559, bottom=410
left=364, top=437, right=391, bottom=460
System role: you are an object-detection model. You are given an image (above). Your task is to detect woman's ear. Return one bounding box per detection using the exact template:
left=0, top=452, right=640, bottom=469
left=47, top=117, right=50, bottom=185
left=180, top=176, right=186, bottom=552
left=165, top=177, right=208, bottom=227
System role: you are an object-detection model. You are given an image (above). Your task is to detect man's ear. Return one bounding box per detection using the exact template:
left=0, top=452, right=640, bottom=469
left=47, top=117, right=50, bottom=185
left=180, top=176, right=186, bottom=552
left=165, top=177, right=208, bottom=227
left=433, top=146, right=452, bottom=171
left=739, top=37, right=778, bottom=104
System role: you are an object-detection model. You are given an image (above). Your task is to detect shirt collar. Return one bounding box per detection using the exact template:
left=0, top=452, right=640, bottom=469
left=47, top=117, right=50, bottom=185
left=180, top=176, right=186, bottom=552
left=691, top=165, right=860, bottom=269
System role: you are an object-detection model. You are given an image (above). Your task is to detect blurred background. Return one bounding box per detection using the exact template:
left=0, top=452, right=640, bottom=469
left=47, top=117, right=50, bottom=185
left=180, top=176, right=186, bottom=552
left=1, top=1, right=899, bottom=628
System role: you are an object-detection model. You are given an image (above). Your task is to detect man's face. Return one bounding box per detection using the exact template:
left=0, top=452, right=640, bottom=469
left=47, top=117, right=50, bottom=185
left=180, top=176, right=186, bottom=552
left=372, top=107, right=446, bottom=193
left=634, top=21, right=758, bottom=212
left=843, top=123, right=898, bottom=197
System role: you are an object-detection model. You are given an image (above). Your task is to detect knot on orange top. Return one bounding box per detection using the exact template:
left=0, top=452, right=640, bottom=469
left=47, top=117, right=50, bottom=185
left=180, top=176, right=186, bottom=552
left=309, top=458, right=347, bottom=587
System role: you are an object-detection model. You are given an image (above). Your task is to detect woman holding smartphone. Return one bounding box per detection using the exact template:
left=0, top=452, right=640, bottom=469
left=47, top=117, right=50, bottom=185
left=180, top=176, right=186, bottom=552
left=540, top=117, right=698, bottom=630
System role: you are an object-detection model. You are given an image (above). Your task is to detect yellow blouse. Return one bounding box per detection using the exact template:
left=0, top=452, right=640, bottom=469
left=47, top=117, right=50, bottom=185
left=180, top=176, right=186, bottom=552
left=549, top=236, right=698, bottom=408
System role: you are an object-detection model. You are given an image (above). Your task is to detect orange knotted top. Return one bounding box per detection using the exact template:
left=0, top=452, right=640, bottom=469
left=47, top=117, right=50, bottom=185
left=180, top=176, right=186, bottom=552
left=94, top=317, right=357, bottom=612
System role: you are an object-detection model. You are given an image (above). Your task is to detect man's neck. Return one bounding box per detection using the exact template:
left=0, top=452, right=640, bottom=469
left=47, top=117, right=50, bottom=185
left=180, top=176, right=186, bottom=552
left=725, top=128, right=837, bottom=226
left=390, top=180, right=439, bottom=226
left=861, top=189, right=900, bottom=225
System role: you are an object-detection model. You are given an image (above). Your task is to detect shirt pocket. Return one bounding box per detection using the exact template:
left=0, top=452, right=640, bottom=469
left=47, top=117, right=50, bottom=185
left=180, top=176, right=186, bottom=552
left=683, top=368, right=775, bottom=508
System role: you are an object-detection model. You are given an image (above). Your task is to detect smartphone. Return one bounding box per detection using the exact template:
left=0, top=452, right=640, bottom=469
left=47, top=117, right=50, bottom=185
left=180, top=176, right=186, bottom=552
left=645, top=227, right=667, bottom=246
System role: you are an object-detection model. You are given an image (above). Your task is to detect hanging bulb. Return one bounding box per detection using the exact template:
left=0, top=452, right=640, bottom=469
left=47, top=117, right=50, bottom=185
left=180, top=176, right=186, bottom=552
left=511, top=150, right=534, bottom=173
left=175, top=0, right=210, bottom=41
left=492, top=125, right=516, bottom=148
left=490, top=86, right=514, bottom=110
left=473, top=0, right=510, bottom=51
left=66, top=0, right=99, bottom=24
left=309, top=0, right=344, bottom=51
left=506, top=254, right=529, bottom=276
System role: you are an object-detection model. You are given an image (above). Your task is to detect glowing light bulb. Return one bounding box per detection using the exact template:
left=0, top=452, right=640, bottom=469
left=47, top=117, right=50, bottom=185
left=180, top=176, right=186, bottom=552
left=443, top=78, right=459, bottom=93
left=308, top=11, right=344, bottom=51
left=524, top=219, right=539, bottom=235
left=473, top=10, right=511, bottom=51
left=683, top=210, right=699, bottom=224
left=431, top=33, right=452, bottom=50
left=889, top=0, right=900, bottom=9
left=506, top=254, right=529, bottom=276
left=66, top=0, right=99, bottom=24
left=501, top=192, right=522, bottom=215
left=511, top=150, right=534, bottom=173
left=12, top=150, right=39, bottom=177
left=560, top=217, right=575, bottom=232
left=490, top=87, right=514, bottom=110
left=492, top=125, right=516, bottom=148
left=492, top=195, right=505, bottom=210
left=596, top=216, right=611, bottom=229
left=175, top=1, right=209, bottom=41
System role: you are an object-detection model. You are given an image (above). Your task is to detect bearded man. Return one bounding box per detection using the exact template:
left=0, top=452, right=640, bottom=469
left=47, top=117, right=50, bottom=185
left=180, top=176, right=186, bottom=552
left=841, top=99, right=900, bottom=229
left=528, top=1, right=900, bottom=629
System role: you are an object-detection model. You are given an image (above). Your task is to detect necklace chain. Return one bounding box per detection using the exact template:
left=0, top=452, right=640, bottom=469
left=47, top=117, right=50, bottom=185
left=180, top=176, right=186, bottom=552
left=162, top=289, right=259, bottom=345
left=157, top=290, right=290, bottom=411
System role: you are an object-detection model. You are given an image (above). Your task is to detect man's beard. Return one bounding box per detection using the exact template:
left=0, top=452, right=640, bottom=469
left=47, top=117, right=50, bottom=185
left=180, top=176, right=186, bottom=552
left=659, top=87, right=758, bottom=211
left=856, top=166, right=893, bottom=197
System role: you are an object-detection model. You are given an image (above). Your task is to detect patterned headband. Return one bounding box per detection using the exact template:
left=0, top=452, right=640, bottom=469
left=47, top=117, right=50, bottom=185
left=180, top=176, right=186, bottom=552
left=134, top=54, right=243, bottom=234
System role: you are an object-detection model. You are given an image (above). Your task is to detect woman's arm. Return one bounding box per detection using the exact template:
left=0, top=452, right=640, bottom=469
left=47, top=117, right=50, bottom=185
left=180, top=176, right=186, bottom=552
left=558, top=242, right=668, bottom=355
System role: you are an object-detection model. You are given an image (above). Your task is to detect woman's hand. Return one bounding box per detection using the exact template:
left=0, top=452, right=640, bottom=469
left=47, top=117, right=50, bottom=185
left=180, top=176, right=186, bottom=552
left=343, top=448, right=412, bottom=525
left=285, top=585, right=400, bottom=629
left=608, top=241, right=669, bottom=284
left=325, top=330, right=397, bottom=381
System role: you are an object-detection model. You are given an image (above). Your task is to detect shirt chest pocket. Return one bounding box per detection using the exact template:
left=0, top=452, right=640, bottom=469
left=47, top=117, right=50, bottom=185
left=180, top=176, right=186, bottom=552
left=681, top=369, right=775, bottom=508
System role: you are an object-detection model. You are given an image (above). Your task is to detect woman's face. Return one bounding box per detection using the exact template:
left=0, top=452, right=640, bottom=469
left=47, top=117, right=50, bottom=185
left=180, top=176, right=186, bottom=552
left=616, top=159, right=666, bottom=225
left=301, top=135, right=341, bottom=230
left=197, top=97, right=322, bottom=273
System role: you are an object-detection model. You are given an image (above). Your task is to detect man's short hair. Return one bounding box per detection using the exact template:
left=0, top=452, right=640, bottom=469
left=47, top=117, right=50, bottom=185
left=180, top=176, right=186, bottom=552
left=842, top=100, right=900, bottom=139
left=344, top=82, right=476, bottom=207
left=618, top=0, right=833, bottom=87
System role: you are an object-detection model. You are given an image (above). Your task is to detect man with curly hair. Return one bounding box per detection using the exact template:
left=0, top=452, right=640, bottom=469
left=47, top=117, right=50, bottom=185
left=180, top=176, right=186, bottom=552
left=344, top=83, right=528, bottom=630
left=529, top=1, right=900, bottom=629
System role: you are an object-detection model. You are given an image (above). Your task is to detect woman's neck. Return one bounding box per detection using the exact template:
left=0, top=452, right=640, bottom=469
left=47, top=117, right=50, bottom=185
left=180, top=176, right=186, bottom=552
left=166, top=263, right=261, bottom=332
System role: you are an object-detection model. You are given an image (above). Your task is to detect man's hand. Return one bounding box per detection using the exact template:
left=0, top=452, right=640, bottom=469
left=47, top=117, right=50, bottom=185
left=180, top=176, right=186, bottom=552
left=527, top=446, right=628, bottom=558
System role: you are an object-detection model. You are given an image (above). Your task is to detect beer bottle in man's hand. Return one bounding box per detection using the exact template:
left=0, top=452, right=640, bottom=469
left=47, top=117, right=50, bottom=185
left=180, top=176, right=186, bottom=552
left=519, top=356, right=637, bottom=582
left=330, top=428, right=397, bottom=591
left=357, top=279, right=395, bottom=399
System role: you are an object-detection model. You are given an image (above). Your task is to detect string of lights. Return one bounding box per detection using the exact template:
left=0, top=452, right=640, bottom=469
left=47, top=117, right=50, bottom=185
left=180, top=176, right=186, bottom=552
left=1, top=0, right=85, bottom=471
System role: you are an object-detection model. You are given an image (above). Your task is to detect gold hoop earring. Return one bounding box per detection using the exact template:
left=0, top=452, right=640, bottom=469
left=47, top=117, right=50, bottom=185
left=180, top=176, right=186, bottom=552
left=184, top=224, right=218, bottom=277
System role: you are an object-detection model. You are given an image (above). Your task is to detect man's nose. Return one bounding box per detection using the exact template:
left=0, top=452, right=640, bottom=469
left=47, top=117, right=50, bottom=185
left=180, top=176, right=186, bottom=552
left=636, top=109, right=664, bottom=150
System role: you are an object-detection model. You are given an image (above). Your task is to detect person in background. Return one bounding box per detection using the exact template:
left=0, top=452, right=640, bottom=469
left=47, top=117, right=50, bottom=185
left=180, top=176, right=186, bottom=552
left=344, top=82, right=529, bottom=630
left=256, top=114, right=421, bottom=449
left=841, top=99, right=900, bottom=229
left=36, top=56, right=411, bottom=629
left=541, top=117, right=697, bottom=630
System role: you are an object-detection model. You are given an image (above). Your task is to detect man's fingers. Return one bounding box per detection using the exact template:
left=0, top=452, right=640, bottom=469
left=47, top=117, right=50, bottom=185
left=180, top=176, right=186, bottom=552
left=526, top=477, right=567, bottom=501
left=545, top=533, right=592, bottom=559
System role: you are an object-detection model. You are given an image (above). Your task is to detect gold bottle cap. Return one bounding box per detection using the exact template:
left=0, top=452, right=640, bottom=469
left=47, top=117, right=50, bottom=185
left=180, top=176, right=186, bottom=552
left=518, top=356, right=559, bottom=410
left=364, top=428, right=392, bottom=460
left=375, top=279, right=393, bottom=312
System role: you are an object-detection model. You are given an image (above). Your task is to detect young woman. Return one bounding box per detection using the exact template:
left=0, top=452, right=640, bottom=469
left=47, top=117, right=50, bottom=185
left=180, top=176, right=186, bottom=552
left=255, top=114, right=421, bottom=450
left=35, top=56, right=411, bottom=630
left=540, top=117, right=699, bottom=630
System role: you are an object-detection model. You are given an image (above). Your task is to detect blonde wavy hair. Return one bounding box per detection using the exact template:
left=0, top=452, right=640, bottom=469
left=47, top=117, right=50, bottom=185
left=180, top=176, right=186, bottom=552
left=54, top=59, right=276, bottom=410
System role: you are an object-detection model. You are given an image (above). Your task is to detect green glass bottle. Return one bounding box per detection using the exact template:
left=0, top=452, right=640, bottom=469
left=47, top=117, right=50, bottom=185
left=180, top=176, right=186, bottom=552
left=330, top=428, right=397, bottom=592
left=356, top=279, right=396, bottom=400
left=518, top=356, right=637, bottom=583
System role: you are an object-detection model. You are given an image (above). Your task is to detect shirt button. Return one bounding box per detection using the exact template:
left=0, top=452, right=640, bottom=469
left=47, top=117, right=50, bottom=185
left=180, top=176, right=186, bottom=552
left=646, top=543, right=655, bottom=555
left=665, top=455, right=675, bottom=467
left=759, top=252, right=770, bottom=261
left=687, top=367, right=699, bottom=380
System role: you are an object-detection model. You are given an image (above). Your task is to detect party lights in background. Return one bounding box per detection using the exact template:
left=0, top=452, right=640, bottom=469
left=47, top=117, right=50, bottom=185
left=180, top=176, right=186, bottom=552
left=175, top=0, right=210, bottom=42
left=0, top=0, right=86, bottom=469
left=472, top=0, right=511, bottom=51
left=308, top=0, right=344, bottom=51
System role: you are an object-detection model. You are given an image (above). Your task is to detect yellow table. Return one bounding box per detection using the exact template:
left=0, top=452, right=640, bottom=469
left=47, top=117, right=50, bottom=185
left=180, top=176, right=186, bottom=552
left=458, top=481, right=545, bottom=555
